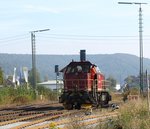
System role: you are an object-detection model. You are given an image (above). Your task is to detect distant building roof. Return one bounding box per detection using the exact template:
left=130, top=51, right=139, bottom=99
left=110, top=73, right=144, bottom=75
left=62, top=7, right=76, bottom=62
left=38, top=80, right=63, bottom=90
left=38, top=80, right=63, bottom=85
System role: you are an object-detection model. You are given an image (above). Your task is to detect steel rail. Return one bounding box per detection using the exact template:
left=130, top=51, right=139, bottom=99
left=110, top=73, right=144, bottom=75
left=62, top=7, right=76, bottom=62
left=11, top=113, right=63, bottom=129
left=28, top=112, right=119, bottom=129
left=0, top=111, right=62, bottom=126
left=0, top=111, right=44, bottom=122
left=11, top=110, right=84, bottom=129
left=0, top=113, right=45, bottom=126
left=0, top=110, right=24, bottom=116
left=12, top=110, right=83, bottom=129
left=61, top=113, right=119, bottom=129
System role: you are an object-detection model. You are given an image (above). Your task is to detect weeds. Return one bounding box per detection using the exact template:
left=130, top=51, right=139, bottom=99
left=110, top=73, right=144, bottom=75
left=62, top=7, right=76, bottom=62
left=99, top=99, right=150, bottom=129
left=0, top=85, right=58, bottom=105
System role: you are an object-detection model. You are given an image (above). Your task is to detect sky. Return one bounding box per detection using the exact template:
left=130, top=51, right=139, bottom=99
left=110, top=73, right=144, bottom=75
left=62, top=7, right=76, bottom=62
left=0, top=0, right=150, bottom=58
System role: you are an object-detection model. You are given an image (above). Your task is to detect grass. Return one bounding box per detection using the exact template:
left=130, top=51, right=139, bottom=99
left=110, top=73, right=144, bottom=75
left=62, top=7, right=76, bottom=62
left=97, top=99, right=150, bottom=129
left=0, top=85, right=58, bottom=106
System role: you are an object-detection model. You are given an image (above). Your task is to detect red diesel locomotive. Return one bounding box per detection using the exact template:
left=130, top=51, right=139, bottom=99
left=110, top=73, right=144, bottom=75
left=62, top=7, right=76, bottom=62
left=59, top=50, right=111, bottom=109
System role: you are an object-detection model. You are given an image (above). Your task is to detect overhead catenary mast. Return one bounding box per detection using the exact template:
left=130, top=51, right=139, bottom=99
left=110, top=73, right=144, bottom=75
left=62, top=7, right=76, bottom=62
left=30, top=29, right=50, bottom=96
left=118, top=2, right=147, bottom=94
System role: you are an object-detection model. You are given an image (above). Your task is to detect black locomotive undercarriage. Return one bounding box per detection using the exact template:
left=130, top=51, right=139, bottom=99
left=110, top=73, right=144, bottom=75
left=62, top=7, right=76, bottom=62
left=59, top=90, right=111, bottom=110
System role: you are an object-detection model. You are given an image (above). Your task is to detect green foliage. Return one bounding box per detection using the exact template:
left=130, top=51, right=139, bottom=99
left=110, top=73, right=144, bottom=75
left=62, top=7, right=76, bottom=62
left=124, top=75, right=139, bottom=87
left=37, top=85, right=57, bottom=101
left=0, top=67, right=4, bottom=85
left=12, top=95, right=31, bottom=104
left=0, top=85, right=57, bottom=105
left=106, top=76, right=117, bottom=91
left=28, top=69, right=41, bottom=86
left=0, top=86, right=35, bottom=105
left=124, top=74, right=150, bottom=90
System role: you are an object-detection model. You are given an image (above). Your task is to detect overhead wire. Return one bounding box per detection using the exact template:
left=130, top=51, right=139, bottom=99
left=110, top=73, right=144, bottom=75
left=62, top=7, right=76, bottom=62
left=0, top=33, right=150, bottom=47
left=0, top=34, right=29, bottom=46
left=38, top=36, right=140, bottom=41
left=39, top=33, right=150, bottom=38
left=38, top=34, right=150, bottom=41
left=39, top=33, right=138, bottom=37
left=0, top=34, right=29, bottom=41
left=0, top=38, right=29, bottom=46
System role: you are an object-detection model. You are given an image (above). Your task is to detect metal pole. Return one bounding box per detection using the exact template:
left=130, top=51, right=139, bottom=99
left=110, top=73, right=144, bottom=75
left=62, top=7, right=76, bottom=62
left=56, top=73, right=58, bottom=98
left=118, top=2, right=147, bottom=95
left=31, top=32, right=37, bottom=95
left=55, top=65, right=59, bottom=99
left=139, top=5, right=144, bottom=93
left=31, top=29, right=50, bottom=98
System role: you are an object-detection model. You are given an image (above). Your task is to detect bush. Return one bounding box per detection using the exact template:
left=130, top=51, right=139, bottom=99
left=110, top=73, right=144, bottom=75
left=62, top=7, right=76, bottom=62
left=0, top=85, right=58, bottom=105
left=0, top=86, right=35, bottom=105
left=37, top=85, right=58, bottom=101
left=12, top=95, right=31, bottom=105
left=99, top=100, right=150, bottom=129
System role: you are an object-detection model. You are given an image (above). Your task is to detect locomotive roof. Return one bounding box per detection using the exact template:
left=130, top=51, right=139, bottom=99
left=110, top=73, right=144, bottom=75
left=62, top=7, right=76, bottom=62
left=68, top=61, right=92, bottom=65
left=60, top=61, right=93, bottom=72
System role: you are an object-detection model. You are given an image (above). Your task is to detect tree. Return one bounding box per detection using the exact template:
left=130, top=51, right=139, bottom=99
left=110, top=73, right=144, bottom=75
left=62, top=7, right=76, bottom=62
left=106, top=76, right=117, bottom=91
left=0, top=67, right=4, bottom=85
left=28, top=69, right=41, bottom=86
left=124, top=75, right=139, bottom=87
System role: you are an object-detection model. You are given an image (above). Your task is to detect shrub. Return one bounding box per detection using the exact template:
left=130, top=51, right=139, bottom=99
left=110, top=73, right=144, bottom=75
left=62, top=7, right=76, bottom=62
left=99, top=100, right=150, bottom=129
left=0, top=86, right=35, bottom=105
left=12, top=95, right=31, bottom=105
left=0, top=85, right=58, bottom=105
left=37, top=85, right=57, bottom=101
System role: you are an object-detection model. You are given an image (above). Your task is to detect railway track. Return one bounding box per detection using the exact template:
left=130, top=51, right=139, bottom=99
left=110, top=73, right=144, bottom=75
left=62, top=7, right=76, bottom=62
left=0, top=110, right=44, bottom=122
left=0, top=103, right=83, bottom=129
left=0, top=109, right=84, bottom=129
left=62, top=111, right=119, bottom=129
left=0, top=103, right=120, bottom=129
left=24, top=111, right=119, bottom=129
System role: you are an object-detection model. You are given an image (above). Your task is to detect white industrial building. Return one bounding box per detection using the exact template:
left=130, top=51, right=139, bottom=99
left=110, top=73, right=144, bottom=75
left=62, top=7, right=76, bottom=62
left=38, top=80, right=63, bottom=90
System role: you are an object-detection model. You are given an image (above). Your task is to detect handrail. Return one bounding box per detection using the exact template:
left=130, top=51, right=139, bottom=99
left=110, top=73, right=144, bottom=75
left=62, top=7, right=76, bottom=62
left=63, top=79, right=110, bottom=91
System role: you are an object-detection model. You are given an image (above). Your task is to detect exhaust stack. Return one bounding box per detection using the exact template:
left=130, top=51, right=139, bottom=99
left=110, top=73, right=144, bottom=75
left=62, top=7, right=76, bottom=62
left=80, top=50, right=86, bottom=62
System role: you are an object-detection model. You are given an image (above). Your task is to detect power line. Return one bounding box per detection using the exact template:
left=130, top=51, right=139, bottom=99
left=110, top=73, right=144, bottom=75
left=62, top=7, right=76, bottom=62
left=0, top=39, right=29, bottom=46
left=40, top=33, right=139, bottom=37
left=0, top=33, right=150, bottom=46
left=0, top=36, right=29, bottom=42
left=38, top=36, right=150, bottom=41
left=39, top=33, right=150, bottom=38
left=0, top=34, right=28, bottom=41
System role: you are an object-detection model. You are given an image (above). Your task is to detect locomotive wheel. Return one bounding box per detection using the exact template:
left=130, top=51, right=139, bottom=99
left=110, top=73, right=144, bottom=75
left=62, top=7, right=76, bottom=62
left=67, top=104, right=73, bottom=110
left=63, top=103, right=73, bottom=110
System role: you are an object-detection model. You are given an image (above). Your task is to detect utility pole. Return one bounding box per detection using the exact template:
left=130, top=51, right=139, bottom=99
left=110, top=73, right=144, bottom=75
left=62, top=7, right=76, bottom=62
left=118, top=2, right=147, bottom=94
left=31, top=29, right=50, bottom=96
